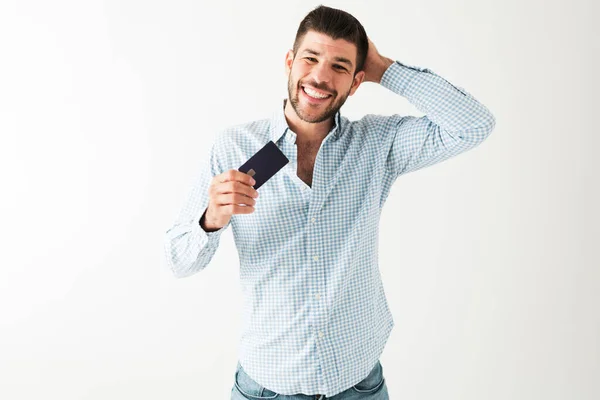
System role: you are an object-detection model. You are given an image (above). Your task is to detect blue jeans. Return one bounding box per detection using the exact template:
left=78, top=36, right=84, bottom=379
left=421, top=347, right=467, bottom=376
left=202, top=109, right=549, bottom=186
left=231, top=360, right=389, bottom=399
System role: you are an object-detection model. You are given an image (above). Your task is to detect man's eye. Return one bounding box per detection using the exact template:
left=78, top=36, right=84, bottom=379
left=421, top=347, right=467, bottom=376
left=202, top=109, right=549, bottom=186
left=334, top=65, right=347, bottom=71
left=306, top=57, right=317, bottom=62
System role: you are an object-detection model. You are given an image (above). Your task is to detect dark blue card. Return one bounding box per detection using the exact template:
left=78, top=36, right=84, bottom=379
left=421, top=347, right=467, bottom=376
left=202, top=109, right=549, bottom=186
left=238, top=140, right=289, bottom=190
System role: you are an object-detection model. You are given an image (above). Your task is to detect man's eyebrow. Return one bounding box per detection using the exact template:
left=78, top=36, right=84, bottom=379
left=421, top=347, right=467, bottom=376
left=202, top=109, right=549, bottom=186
left=301, top=48, right=354, bottom=68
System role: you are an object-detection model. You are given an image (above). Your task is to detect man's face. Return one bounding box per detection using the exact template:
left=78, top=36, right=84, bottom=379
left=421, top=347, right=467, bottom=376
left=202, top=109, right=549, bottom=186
left=285, top=30, right=365, bottom=124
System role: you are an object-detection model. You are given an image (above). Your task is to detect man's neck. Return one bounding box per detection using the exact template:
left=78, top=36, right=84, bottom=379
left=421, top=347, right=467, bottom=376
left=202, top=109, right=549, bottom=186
left=283, top=99, right=334, bottom=142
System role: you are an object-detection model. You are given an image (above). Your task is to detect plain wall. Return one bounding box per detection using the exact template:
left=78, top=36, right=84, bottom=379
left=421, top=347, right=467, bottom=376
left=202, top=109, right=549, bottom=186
left=1, top=0, right=598, bottom=399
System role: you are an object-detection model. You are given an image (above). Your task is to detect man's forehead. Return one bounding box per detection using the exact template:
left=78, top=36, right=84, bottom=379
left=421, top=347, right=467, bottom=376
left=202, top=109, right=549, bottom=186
left=297, top=31, right=357, bottom=59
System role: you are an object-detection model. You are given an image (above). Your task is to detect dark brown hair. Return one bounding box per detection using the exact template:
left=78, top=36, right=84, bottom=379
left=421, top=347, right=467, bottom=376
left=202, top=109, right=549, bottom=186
left=292, top=5, right=369, bottom=75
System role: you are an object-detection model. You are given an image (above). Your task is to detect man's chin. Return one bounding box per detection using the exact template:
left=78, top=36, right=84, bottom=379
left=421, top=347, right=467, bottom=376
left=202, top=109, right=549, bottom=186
left=297, top=109, right=331, bottom=124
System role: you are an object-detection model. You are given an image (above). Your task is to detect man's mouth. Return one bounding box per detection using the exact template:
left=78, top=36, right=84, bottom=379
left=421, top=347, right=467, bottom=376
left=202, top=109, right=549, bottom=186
left=301, top=85, right=332, bottom=101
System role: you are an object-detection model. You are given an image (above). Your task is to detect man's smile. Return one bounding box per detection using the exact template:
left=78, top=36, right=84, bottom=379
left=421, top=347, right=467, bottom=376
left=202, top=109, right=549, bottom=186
left=300, top=84, right=333, bottom=103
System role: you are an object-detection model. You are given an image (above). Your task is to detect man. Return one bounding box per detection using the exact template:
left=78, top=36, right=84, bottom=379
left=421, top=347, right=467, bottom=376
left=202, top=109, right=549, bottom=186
left=164, top=5, right=495, bottom=400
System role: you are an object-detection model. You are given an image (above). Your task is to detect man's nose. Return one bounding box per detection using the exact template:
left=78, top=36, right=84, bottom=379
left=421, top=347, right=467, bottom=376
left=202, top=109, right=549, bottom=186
left=311, top=63, right=332, bottom=86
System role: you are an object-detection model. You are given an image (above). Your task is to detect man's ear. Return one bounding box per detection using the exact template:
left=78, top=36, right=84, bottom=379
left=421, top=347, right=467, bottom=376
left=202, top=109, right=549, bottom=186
left=349, top=70, right=366, bottom=96
left=284, top=49, right=294, bottom=76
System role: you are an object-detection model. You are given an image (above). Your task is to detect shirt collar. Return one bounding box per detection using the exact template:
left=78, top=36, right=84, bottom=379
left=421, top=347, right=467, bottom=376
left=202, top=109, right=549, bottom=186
left=269, top=98, right=342, bottom=144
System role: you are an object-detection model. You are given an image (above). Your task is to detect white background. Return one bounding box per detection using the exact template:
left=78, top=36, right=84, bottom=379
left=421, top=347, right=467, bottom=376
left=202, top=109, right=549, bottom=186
left=1, top=0, right=598, bottom=399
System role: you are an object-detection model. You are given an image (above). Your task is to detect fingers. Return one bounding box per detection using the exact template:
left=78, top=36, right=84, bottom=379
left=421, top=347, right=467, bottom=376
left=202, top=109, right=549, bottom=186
left=217, top=169, right=256, bottom=187
left=212, top=170, right=259, bottom=200
left=203, top=170, right=259, bottom=230
left=213, top=192, right=256, bottom=207
left=209, top=169, right=259, bottom=215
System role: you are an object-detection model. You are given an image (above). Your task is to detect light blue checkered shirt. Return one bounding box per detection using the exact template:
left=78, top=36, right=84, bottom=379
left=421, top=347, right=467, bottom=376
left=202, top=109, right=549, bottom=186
left=164, top=60, right=495, bottom=397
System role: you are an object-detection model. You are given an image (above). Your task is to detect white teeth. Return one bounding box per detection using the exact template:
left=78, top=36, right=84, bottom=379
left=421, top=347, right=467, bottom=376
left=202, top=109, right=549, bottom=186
left=303, top=86, right=330, bottom=99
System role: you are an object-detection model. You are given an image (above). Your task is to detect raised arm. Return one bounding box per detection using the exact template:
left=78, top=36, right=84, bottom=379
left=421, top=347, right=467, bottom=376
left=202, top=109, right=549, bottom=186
left=362, top=38, right=496, bottom=178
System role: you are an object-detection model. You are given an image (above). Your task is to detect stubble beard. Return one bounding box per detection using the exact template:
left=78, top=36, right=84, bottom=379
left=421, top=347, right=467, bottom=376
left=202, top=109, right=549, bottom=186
left=287, top=76, right=351, bottom=124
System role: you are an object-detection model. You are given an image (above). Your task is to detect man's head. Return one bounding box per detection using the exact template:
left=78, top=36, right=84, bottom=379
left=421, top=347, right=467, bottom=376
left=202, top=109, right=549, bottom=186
left=285, top=5, right=368, bottom=124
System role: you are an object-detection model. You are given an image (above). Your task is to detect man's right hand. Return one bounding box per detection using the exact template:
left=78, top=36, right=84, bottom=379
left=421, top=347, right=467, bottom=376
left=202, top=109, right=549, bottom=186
left=200, top=169, right=259, bottom=232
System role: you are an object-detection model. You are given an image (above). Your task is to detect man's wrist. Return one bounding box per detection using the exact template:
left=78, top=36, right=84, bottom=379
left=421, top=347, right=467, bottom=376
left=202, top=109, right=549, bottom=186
left=199, top=210, right=220, bottom=233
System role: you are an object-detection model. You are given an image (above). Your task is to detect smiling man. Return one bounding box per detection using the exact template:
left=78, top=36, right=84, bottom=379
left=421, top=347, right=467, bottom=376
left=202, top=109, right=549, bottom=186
left=286, top=30, right=364, bottom=126
left=164, top=5, right=495, bottom=400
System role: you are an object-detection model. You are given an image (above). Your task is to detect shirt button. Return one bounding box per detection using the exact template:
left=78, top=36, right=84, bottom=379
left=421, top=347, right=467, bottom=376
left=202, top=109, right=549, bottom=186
left=313, top=255, right=319, bottom=261
left=315, top=293, right=321, bottom=300
left=318, top=331, right=324, bottom=338
left=311, top=217, right=316, bottom=223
